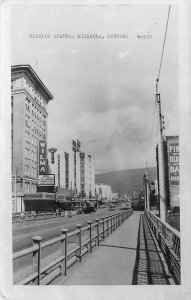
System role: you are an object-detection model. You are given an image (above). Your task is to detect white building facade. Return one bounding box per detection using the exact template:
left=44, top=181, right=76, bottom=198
left=95, top=183, right=112, bottom=203
left=47, top=141, right=95, bottom=199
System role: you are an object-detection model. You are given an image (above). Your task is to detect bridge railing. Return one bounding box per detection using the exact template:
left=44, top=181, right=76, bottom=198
left=13, top=209, right=133, bottom=285
left=144, top=209, right=180, bottom=284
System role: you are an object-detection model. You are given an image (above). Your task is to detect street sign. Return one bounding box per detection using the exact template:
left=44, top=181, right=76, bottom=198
left=38, top=174, right=55, bottom=186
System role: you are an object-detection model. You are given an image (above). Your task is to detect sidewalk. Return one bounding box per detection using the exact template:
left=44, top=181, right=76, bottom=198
left=54, top=211, right=173, bottom=285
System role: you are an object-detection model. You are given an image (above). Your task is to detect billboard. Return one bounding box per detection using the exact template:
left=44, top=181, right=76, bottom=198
left=165, top=136, right=179, bottom=207
left=168, top=143, right=179, bottom=185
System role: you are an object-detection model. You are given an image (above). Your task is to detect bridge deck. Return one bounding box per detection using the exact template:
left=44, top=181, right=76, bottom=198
left=53, top=211, right=175, bottom=285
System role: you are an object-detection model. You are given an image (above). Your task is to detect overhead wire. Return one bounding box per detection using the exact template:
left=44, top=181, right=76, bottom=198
left=148, top=5, right=171, bottom=156
left=157, top=5, right=171, bottom=82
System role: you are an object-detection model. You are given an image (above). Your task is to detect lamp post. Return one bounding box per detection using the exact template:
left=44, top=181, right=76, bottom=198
left=72, top=140, right=81, bottom=200
left=48, top=148, right=57, bottom=165
left=48, top=147, right=57, bottom=208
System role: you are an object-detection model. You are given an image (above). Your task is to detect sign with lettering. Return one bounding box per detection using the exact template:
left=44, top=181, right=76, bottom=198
left=168, top=143, right=179, bottom=185
left=38, top=174, right=55, bottom=186
left=39, top=140, right=48, bottom=174
left=58, top=154, right=60, bottom=187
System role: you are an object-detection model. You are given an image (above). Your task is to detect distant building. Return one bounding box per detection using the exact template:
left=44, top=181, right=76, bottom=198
left=11, top=65, right=53, bottom=212
left=111, top=192, right=118, bottom=200
left=48, top=142, right=95, bottom=199
left=95, top=182, right=112, bottom=203
left=80, top=153, right=95, bottom=199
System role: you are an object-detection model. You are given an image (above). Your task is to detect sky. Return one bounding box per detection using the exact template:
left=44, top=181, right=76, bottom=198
left=11, top=3, right=179, bottom=174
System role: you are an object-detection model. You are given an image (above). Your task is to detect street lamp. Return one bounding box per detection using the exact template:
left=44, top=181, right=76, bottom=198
left=48, top=148, right=57, bottom=165
left=48, top=148, right=57, bottom=207
left=72, top=140, right=81, bottom=196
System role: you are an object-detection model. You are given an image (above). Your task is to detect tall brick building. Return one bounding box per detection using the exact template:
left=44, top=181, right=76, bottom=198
left=11, top=65, right=53, bottom=212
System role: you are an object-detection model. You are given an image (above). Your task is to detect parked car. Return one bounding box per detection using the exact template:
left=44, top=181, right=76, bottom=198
left=77, top=206, right=96, bottom=214
left=109, top=204, right=115, bottom=211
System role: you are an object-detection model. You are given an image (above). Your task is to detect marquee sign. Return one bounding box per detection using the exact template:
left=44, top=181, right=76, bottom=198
left=38, top=174, right=55, bottom=186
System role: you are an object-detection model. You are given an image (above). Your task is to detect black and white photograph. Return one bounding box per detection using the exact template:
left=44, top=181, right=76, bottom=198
left=0, top=0, right=191, bottom=299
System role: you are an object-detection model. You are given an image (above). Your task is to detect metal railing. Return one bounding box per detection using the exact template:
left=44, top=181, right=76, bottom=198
left=144, top=209, right=180, bottom=284
left=13, top=209, right=133, bottom=285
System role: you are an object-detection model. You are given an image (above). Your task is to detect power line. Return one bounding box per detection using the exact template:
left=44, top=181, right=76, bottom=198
left=149, top=5, right=171, bottom=148
left=157, top=5, right=171, bottom=81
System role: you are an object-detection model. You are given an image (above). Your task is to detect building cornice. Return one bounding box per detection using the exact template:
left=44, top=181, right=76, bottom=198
left=12, top=90, right=48, bottom=116
left=11, top=65, right=53, bottom=102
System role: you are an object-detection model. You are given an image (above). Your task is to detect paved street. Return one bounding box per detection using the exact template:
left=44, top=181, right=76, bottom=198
left=13, top=206, right=127, bottom=283
left=13, top=207, right=122, bottom=252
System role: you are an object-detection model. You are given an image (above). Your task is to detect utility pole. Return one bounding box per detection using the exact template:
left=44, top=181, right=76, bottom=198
left=146, top=163, right=150, bottom=211
left=14, top=168, right=17, bottom=213
left=156, top=79, right=167, bottom=221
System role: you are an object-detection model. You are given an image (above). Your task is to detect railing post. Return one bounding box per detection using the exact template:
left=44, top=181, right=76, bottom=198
left=101, top=217, right=105, bottom=240
left=95, top=219, right=100, bottom=246
left=87, top=221, right=92, bottom=253
left=76, top=224, right=82, bottom=262
left=60, top=228, right=68, bottom=276
left=111, top=216, right=113, bottom=234
left=165, top=243, right=173, bottom=274
left=32, top=236, right=42, bottom=285
left=106, top=216, right=109, bottom=236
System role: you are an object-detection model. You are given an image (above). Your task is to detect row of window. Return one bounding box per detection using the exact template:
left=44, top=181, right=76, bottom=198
left=24, top=80, right=47, bottom=110
left=25, top=131, right=42, bottom=147
left=25, top=114, right=46, bottom=138
left=25, top=182, right=36, bottom=194
left=25, top=165, right=37, bottom=178
left=25, top=115, right=30, bottom=127
left=12, top=78, right=47, bottom=111
left=26, top=99, right=47, bottom=125
left=32, top=110, right=46, bottom=125
left=25, top=148, right=37, bottom=162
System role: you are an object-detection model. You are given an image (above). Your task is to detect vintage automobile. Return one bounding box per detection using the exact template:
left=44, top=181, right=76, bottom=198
left=77, top=206, right=96, bottom=214
left=109, top=204, right=115, bottom=211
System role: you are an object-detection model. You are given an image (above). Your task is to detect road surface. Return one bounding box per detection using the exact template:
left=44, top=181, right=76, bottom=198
left=13, top=206, right=128, bottom=284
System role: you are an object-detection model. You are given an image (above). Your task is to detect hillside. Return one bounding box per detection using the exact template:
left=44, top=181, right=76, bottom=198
left=95, top=167, right=157, bottom=195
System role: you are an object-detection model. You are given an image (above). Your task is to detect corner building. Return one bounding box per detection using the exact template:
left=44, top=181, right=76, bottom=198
left=11, top=65, right=53, bottom=212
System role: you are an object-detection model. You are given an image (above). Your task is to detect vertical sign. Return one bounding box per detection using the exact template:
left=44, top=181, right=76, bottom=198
left=58, top=154, right=60, bottom=188
left=168, top=143, right=179, bottom=185
left=65, top=152, right=69, bottom=189
left=39, top=140, right=48, bottom=175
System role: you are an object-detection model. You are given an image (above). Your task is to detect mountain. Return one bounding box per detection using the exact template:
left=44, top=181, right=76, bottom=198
left=95, top=167, right=157, bottom=195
